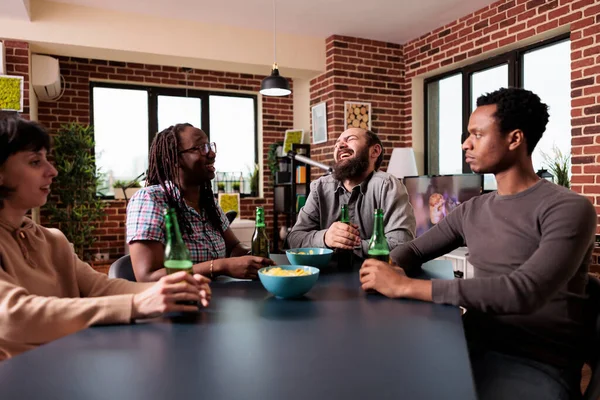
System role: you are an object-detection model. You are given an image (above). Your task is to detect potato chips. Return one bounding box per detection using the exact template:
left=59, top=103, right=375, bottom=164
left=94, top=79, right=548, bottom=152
left=263, top=267, right=311, bottom=277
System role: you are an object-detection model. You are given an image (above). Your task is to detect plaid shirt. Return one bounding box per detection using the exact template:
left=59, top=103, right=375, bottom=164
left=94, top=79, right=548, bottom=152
left=126, top=184, right=229, bottom=263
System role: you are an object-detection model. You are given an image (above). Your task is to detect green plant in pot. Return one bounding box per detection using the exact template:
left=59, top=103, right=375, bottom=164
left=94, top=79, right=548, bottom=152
left=249, top=164, right=259, bottom=196
left=113, top=178, right=142, bottom=200
left=113, top=179, right=142, bottom=189
left=541, top=146, right=570, bottom=189
left=217, top=182, right=225, bottom=192
left=267, top=141, right=283, bottom=182
left=232, top=181, right=240, bottom=192
left=44, top=123, right=106, bottom=261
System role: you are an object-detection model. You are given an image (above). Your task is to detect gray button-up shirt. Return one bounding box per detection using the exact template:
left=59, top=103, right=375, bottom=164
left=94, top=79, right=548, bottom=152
left=287, top=171, right=416, bottom=258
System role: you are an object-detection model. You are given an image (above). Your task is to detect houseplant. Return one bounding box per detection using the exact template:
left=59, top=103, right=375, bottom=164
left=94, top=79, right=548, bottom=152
left=44, top=123, right=106, bottom=261
left=113, top=178, right=142, bottom=200
left=267, top=141, right=283, bottom=181
left=232, top=181, right=240, bottom=192
left=542, top=146, right=570, bottom=189
left=249, top=164, right=259, bottom=197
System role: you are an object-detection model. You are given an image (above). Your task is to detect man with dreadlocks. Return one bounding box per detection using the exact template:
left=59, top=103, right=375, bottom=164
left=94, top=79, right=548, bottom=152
left=126, top=123, right=274, bottom=281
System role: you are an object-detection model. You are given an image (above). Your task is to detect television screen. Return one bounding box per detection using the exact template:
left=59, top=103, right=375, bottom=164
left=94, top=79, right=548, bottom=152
left=404, top=174, right=483, bottom=237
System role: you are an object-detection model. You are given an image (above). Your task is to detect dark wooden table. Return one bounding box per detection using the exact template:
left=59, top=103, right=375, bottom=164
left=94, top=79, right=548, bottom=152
left=0, top=258, right=476, bottom=400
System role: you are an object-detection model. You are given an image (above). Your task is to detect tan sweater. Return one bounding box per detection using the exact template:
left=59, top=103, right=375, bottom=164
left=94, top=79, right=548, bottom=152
left=0, top=217, right=153, bottom=360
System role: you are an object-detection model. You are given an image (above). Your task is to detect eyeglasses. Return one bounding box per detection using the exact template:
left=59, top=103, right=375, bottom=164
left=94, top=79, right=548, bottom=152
left=179, top=142, right=217, bottom=155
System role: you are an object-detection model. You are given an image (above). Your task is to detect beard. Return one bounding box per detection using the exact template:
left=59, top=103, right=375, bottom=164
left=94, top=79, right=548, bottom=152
left=333, top=147, right=370, bottom=182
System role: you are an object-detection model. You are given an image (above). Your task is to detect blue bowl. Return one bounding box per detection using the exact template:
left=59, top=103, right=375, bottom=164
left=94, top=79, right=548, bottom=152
left=258, top=265, right=320, bottom=299
left=285, top=248, right=333, bottom=268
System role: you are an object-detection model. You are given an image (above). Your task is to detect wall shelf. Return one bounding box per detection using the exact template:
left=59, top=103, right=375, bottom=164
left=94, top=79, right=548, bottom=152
left=272, top=143, right=311, bottom=253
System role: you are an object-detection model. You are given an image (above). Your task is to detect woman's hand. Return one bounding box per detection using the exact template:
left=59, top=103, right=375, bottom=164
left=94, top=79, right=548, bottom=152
left=221, top=256, right=276, bottom=279
left=132, top=272, right=211, bottom=319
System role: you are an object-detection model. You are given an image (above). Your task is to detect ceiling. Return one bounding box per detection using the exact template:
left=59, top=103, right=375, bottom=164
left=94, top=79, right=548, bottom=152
left=50, top=0, right=497, bottom=44
left=0, top=0, right=31, bottom=20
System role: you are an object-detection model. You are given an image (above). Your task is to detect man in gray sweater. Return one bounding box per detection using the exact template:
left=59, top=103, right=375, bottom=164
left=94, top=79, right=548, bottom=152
left=287, top=128, right=415, bottom=259
left=360, top=88, right=596, bottom=400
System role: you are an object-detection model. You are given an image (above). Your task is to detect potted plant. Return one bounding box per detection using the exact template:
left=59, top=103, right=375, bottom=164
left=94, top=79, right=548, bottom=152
left=217, top=182, right=225, bottom=193
left=113, top=179, right=142, bottom=200
left=542, top=146, right=570, bottom=189
left=44, top=123, right=106, bottom=261
left=268, top=141, right=292, bottom=184
left=267, top=141, right=283, bottom=182
left=232, top=181, right=240, bottom=192
left=249, top=164, right=259, bottom=197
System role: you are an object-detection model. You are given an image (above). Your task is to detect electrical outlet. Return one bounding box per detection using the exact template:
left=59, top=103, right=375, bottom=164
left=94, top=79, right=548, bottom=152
left=94, top=253, right=109, bottom=262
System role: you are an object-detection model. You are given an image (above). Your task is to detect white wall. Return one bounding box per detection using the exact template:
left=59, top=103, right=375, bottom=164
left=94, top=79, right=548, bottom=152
left=1, top=0, right=325, bottom=79
left=293, top=78, right=311, bottom=143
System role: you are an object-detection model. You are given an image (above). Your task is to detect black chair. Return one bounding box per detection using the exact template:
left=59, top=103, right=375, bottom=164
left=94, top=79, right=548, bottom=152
left=225, top=210, right=237, bottom=223
left=108, top=254, right=137, bottom=282
left=584, top=275, right=600, bottom=400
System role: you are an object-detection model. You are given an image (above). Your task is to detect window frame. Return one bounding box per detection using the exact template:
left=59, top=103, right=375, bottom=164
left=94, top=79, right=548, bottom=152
left=90, top=82, right=259, bottom=198
left=423, top=32, right=570, bottom=175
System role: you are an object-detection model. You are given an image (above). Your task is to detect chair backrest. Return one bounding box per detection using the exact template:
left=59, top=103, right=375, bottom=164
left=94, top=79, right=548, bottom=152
left=108, top=255, right=137, bottom=282
left=583, top=275, right=600, bottom=400
left=225, top=210, right=237, bottom=223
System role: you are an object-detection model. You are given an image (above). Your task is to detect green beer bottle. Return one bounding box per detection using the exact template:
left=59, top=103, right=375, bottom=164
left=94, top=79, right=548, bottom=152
left=251, top=206, right=270, bottom=258
left=337, top=204, right=354, bottom=269
left=164, top=208, right=193, bottom=275
left=164, top=208, right=196, bottom=307
left=340, top=204, right=350, bottom=224
left=367, top=208, right=390, bottom=263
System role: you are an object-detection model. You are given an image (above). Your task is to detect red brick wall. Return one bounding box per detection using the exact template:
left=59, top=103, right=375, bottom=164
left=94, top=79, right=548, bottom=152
left=5, top=1, right=600, bottom=270
left=402, top=0, right=600, bottom=271
left=309, top=35, right=408, bottom=169
left=33, top=56, right=292, bottom=263
left=1, top=40, right=30, bottom=120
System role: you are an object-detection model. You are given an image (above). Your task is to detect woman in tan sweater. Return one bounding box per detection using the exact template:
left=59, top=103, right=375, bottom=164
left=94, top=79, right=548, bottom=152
left=0, top=117, right=211, bottom=361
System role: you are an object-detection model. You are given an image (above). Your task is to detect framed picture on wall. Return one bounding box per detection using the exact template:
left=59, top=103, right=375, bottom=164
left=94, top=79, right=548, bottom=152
left=0, top=75, right=24, bottom=112
left=283, top=129, right=304, bottom=154
left=344, top=101, right=371, bottom=130
left=311, top=102, right=327, bottom=144
left=0, top=42, right=4, bottom=74
left=218, top=193, right=240, bottom=221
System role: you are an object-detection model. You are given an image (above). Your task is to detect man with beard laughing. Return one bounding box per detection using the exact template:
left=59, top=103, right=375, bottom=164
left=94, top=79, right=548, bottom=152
left=287, top=128, right=415, bottom=261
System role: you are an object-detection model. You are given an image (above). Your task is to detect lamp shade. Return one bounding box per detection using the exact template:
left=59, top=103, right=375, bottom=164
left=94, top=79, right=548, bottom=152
left=260, top=65, right=291, bottom=97
left=387, top=148, right=418, bottom=179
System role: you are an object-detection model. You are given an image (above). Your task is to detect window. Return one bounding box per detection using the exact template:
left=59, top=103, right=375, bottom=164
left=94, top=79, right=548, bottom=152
left=92, top=86, right=148, bottom=196
left=522, top=40, right=571, bottom=173
left=157, top=95, right=202, bottom=131
left=425, top=34, right=570, bottom=189
left=209, top=95, right=257, bottom=180
left=470, top=64, right=508, bottom=111
left=426, top=73, right=462, bottom=175
left=91, top=83, right=258, bottom=197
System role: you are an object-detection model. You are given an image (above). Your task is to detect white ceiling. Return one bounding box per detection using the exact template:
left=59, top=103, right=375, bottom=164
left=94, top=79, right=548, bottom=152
left=0, top=0, right=31, bottom=20
left=50, top=0, right=497, bottom=44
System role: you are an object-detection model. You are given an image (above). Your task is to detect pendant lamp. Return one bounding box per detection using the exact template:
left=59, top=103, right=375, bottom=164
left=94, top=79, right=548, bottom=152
left=260, top=0, right=291, bottom=97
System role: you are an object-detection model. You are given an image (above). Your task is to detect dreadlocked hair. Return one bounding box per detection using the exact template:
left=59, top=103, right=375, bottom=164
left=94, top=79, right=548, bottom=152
left=146, top=123, right=223, bottom=237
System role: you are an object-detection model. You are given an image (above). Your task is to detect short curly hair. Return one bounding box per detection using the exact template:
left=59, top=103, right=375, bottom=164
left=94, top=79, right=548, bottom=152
left=476, top=87, right=549, bottom=155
